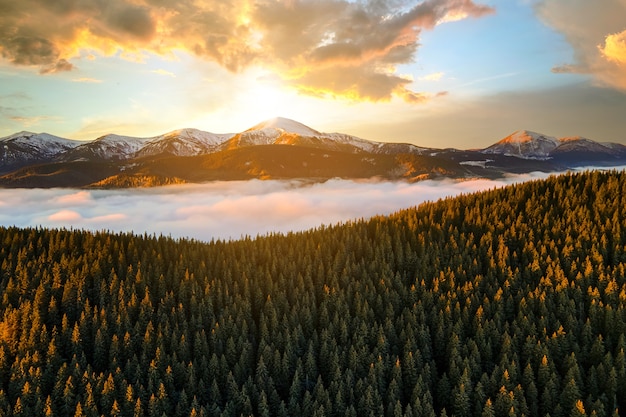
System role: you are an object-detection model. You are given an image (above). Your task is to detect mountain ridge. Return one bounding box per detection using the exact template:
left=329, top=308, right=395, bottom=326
left=1, top=118, right=625, bottom=188
left=3, top=119, right=624, bottom=161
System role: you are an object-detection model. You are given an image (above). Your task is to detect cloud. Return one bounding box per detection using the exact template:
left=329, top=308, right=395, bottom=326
left=53, top=190, right=94, bottom=205
left=251, top=0, right=493, bottom=102
left=550, top=64, right=584, bottom=74
left=0, top=172, right=609, bottom=242
left=0, top=0, right=493, bottom=102
left=600, top=30, right=626, bottom=65
left=39, top=58, right=74, bottom=74
left=536, top=0, right=626, bottom=91
left=72, top=77, right=103, bottom=83
left=9, top=115, right=56, bottom=127
left=419, top=71, right=445, bottom=81
left=48, top=210, right=82, bottom=222
left=151, top=69, right=176, bottom=77
left=341, top=82, right=626, bottom=149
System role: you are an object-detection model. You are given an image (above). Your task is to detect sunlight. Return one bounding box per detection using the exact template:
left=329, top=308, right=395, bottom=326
left=237, top=78, right=294, bottom=122
left=191, top=68, right=327, bottom=132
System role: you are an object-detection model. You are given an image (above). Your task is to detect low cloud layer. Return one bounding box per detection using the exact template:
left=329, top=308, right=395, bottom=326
left=0, top=0, right=493, bottom=102
left=537, top=0, right=626, bottom=91
left=0, top=173, right=580, bottom=242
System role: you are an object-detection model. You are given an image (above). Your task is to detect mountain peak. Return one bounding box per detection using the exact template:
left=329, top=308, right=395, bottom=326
left=246, top=117, right=321, bottom=137
left=482, top=130, right=560, bottom=159
left=1, top=131, right=37, bottom=141
left=501, top=130, right=558, bottom=144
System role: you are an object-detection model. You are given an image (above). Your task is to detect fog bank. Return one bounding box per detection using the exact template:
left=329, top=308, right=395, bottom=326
left=0, top=170, right=607, bottom=241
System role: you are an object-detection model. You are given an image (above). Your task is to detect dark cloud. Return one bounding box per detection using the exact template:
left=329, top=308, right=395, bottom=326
left=0, top=0, right=493, bottom=99
left=104, top=4, right=156, bottom=41
left=0, top=0, right=157, bottom=72
left=39, top=58, right=74, bottom=74
left=551, top=64, right=584, bottom=74
left=2, top=36, right=58, bottom=66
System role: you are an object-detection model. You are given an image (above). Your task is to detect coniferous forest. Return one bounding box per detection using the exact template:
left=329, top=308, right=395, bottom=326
left=1, top=170, right=626, bottom=417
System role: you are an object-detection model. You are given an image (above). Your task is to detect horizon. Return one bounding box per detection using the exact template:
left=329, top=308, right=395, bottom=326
left=1, top=1, right=625, bottom=148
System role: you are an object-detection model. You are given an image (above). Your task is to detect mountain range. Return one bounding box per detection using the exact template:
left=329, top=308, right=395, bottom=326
left=1, top=117, right=625, bottom=188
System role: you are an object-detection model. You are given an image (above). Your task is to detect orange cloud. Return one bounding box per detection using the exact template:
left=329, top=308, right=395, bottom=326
left=249, top=0, right=492, bottom=102
left=0, top=0, right=494, bottom=102
left=538, top=0, right=626, bottom=91
left=600, top=30, right=626, bottom=65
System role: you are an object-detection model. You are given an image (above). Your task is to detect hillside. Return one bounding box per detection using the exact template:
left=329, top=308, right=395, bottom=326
left=1, top=170, right=626, bottom=416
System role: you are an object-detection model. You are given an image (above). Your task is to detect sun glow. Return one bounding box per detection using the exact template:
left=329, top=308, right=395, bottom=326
left=239, top=80, right=293, bottom=120
left=189, top=69, right=321, bottom=132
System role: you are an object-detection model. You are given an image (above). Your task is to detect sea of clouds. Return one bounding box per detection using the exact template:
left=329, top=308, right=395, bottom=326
left=0, top=169, right=617, bottom=242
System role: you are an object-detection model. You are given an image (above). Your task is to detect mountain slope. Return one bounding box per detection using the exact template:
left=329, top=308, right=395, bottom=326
left=9, top=145, right=472, bottom=188
left=0, top=170, right=625, bottom=416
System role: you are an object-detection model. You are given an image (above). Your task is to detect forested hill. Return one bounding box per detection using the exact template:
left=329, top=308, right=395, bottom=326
left=1, top=171, right=626, bottom=417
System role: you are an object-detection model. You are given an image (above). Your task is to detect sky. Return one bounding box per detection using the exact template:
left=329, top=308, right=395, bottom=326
left=0, top=173, right=568, bottom=241
left=1, top=0, right=625, bottom=149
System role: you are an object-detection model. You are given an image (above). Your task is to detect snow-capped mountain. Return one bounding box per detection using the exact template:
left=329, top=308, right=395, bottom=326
left=138, top=129, right=234, bottom=158
left=1, top=118, right=625, bottom=188
left=248, top=117, right=323, bottom=137
left=482, top=130, right=561, bottom=159
left=0, top=131, right=82, bottom=169
left=481, top=130, right=626, bottom=161
left=219, top=117, right=429, bottom=155
left=63, top=134, right=155, bottom=161
left=223, top=117, right=346, bottom=150
left=554, top=136, right=620, bottom=155
left=0, top=118, right=443, bottom=167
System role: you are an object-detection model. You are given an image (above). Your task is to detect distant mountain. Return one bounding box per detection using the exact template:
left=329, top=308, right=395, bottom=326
left=138, top=129, right=232, bottom=158
left=62, top=133, right=153, bottom=161
left=482, top=130, right=626, bottom=164
left=1, top=119, right=625, bottom=188
left=0, top=131, right=82, bottom=169
left=218, top=117, right=397, bottom=154
left=482, top=130, right=560, bottom=159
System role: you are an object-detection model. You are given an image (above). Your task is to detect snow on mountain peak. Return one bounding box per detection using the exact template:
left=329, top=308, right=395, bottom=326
left=0, top=131, right=36, bottom=141
left=482, top=130, right=560, bottom=159
left=161, top=128, right=233, bottom=146
left=247, top=117, right=322, bottom=137
left=1, top=131, right=82, bottom=150
left=504, top=130, right=555, bottom=144
left=135, top=128, right=234, bottom=157
left=1, top=131, right=83, bottom=167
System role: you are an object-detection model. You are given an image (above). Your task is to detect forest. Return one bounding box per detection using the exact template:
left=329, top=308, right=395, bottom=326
left=0, top=170, right=625, bottom=416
